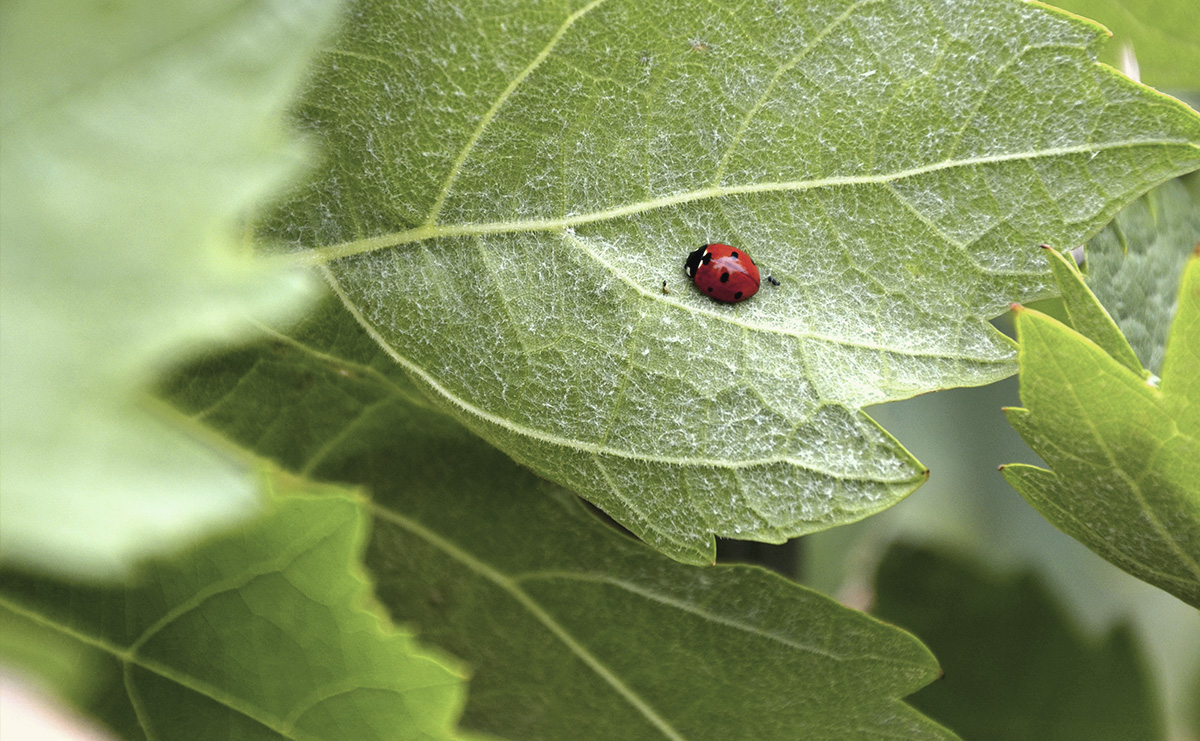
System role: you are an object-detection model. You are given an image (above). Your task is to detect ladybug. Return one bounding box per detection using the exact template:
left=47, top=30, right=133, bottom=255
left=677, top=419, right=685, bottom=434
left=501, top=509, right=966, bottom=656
left=684, top=243, right=760, bottom=303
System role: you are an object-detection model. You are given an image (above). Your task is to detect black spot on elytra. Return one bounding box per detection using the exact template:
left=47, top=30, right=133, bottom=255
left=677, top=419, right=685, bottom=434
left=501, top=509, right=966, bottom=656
left=731, top=251, right=738, bottom=258
left=734, top=291, right=743, bottom=300
left=702, top=254, right=712, bottom=265
left=707, top=286, right=713, bottom=292
left=720, top=272, right=729, bottom=283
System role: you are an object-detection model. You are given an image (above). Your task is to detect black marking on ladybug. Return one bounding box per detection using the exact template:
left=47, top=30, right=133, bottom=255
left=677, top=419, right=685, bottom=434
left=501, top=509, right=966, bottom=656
left=720, top=272, right=729, bottom=282
left=734, top=291, right=743, bottom=300
left=730, top=251, right=738, bottom=258
left=707, top=286, right=713, bottom=292
left=702, top=253, right=712, bottom=264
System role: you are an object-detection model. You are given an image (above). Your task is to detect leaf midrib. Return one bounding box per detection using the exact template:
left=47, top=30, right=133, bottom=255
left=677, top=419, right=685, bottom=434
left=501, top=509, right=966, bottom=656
left=297, top=139, right=1199, bottom=266
left=513, top=569, right=938, bottom=673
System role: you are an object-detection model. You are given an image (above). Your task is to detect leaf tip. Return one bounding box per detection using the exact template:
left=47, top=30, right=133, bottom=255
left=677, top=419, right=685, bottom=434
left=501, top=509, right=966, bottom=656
left=1010, top=302, right=1025, bottom=313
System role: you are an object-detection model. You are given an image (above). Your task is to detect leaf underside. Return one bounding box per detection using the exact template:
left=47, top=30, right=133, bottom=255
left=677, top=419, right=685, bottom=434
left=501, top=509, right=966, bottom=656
left=263, top=0, right=1200, bottom=562
left=1083, top=173, right=1200, bottom=375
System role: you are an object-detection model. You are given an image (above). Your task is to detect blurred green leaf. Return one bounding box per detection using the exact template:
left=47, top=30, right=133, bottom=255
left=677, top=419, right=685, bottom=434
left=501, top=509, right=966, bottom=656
left=264, top=0, right=1200, bottom=564
left=0, top=0, right=342, bottom=576
left=873, top=543, right=1164, bottom=741
left=0, top=489, right=467, bottom=741
left=160, top=293, right=955, bottom=740
left=1083, top=173, right=1200, bottom=374
left=1040, top=0, right=1200, bottom=91
left=1003, top=251, right=1200, bottom=607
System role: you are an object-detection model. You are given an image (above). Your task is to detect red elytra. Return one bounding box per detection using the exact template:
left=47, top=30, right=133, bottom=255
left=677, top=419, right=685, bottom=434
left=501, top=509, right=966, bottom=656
left=684, top=243, right=760, bottom=303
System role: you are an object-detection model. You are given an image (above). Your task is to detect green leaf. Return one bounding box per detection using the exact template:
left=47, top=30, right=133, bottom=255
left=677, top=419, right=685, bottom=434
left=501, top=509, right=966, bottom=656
left=263, top=0, right=1200, bottom=563
left=1002, top=252, right=1200, bottom=607
left=1160, top=252, right=1200, bottom=444
left=1043, top=245, right=1144, bottom=376
left=873, top=544, right=1165, bottom=741
left=161, top=293, right=954, bottom=740
left=0, top=488, right=467, bottom=741
left=1083, top=173, right=1200, bottom=375
left=0, top=1, right=342, bottom=576
left=1037, top=0, right=1200, bottom=91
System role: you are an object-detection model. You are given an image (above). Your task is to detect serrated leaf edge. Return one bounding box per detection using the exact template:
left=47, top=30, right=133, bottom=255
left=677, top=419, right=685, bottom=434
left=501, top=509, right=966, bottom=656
left=1010, top=308, right=1200, bottom=589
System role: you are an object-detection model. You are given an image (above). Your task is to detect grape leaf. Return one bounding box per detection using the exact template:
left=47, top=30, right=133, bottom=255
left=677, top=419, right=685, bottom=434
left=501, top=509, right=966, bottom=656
left=1002, top=250, right=1200, bottom=608
left=160, top=293, right=955, bottom=740
left=1083, top=173, right=1200, bottom=375
left=263, top=0, right=1200, bottom=563
left=0, top=489, right=467, bottom=740
left=0, top=0, right=343, bottom=576
left=874, top=544, right=1165, bottom=741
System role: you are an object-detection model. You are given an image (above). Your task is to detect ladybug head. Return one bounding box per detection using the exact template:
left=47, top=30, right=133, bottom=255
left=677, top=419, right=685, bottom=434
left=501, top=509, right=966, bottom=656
left=684, top=244, right=708, bottom=278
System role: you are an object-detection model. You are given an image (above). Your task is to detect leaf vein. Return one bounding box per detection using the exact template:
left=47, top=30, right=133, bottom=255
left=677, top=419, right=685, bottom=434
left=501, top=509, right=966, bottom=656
left=423, top=0, right=611, bottom=225
left=303, top=139, right=1200, bottom=265
left=368, top=503, right=687, bottom=741
left=710, top=0, right=885, bottom=186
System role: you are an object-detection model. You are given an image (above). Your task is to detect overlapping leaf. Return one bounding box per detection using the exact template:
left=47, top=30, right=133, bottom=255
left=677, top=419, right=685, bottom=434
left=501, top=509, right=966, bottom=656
left=1083, top=173, right=1200, bottom=374
left=874, top=544, right=1165, bottom=741
left=264, top=0, right=1200, bottom=563
left=1002, top=249, right=1200, bottom=607
left=0, top=490, right=467, bottom=740
left=160, top=294, right=954, bottom=740
left=0, top=0, right=342, bottom=576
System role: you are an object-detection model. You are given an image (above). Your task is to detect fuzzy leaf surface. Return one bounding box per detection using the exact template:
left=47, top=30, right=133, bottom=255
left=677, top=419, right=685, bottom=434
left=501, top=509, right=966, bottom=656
left=264, top=0, right=1200, bottom=563
left=160, top=294, right=954, bottom=740
left=0, top=490, right=467, bottom=740
left=873, top=544, right=1165, bottom=741
left=1003, top=253, right=1200, bottom=607
left=0, top=0, right=342, bottom=576
left=1083, top=174, right=1200, bottom=375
